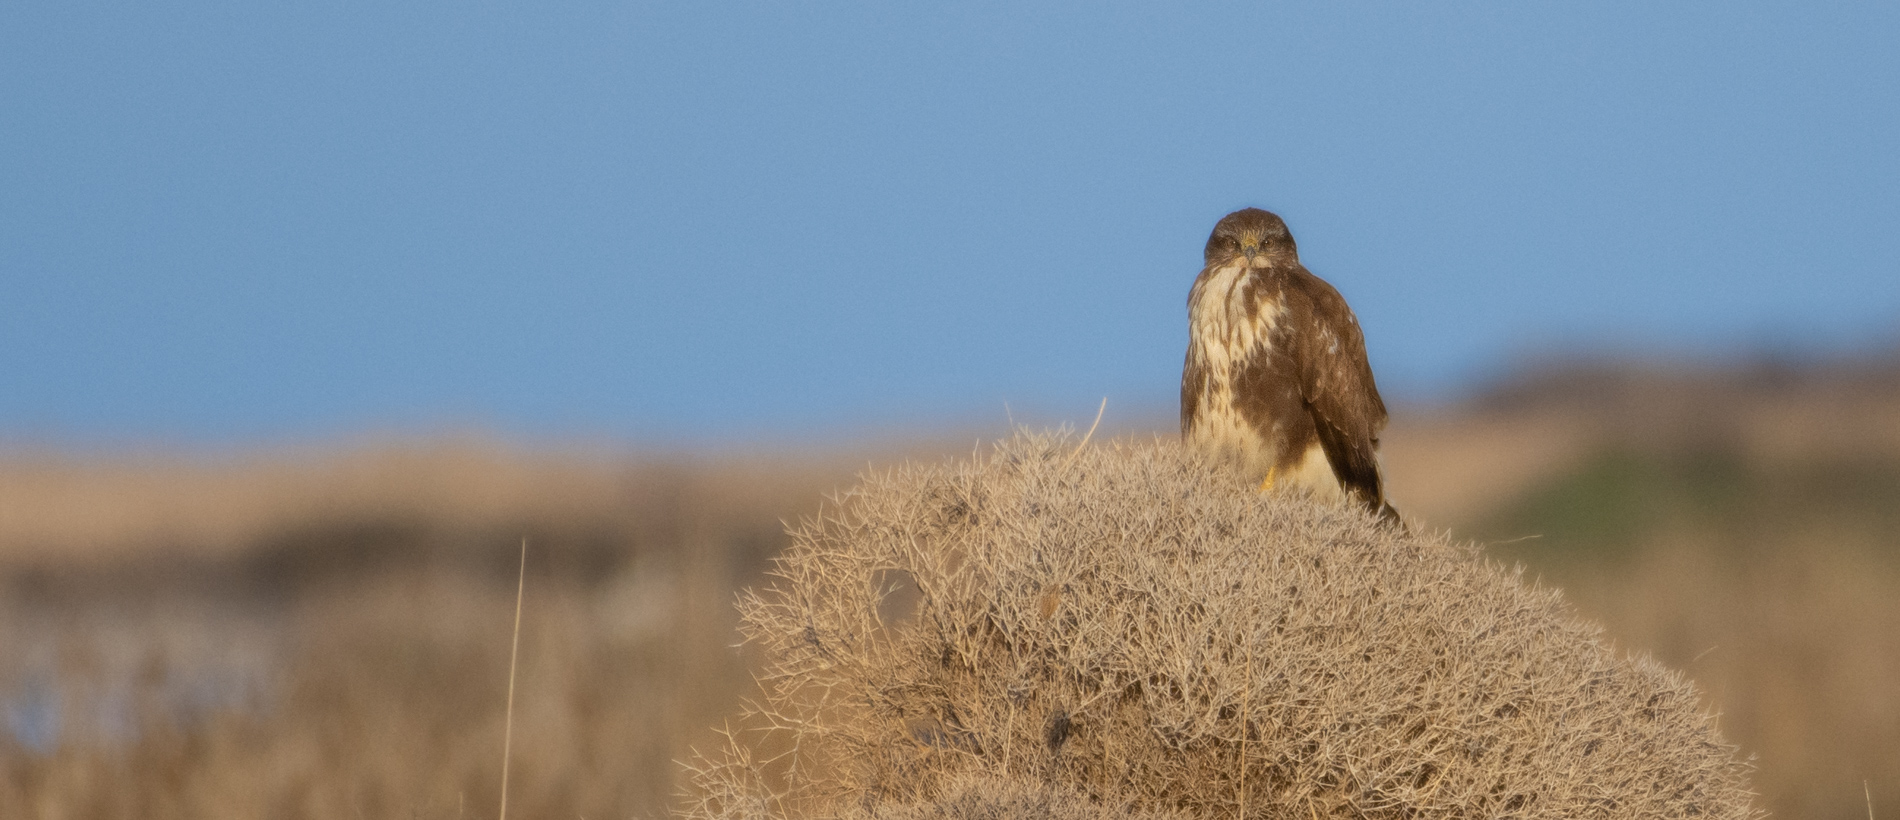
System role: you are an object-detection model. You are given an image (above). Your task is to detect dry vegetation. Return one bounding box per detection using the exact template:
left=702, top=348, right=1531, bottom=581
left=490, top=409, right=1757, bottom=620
left=1445, top=358, right=1900, bottom=820
left=0, top=356, right=1894, bottom=819
left=684, top=433, right=1756, bottom=820
left=0, top=442, right=859, bottom=819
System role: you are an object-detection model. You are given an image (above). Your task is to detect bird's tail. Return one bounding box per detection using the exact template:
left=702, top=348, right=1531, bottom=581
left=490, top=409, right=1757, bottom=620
left=1374, top=500, right=1406, bottom=532
left=1311, top=419, right=1405, bottom=532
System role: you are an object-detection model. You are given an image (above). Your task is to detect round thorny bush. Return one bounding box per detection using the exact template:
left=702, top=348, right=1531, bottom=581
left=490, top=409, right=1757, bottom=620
left=681, top=432, right=1758, bottom=820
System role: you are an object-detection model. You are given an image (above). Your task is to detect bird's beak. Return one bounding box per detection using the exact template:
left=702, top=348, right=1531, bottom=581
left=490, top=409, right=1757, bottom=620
left=1242, top=243, right=1259, bottom=264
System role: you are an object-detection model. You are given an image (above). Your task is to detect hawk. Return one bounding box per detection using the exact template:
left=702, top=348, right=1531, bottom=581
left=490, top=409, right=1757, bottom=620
left=1181, top=207, right=1401, bottom=526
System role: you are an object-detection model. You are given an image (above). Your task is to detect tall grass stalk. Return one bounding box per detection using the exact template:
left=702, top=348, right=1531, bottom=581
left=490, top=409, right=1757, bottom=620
left=499, top=538, right=527, bottom=820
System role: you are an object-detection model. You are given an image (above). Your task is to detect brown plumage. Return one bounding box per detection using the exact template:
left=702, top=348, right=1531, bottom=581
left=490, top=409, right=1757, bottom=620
left=1181, top=207, right=1401, bottom=526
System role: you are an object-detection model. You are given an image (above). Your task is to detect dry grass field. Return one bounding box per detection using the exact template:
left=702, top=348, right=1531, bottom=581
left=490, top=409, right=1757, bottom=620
left=0, top=357, right=1895, bottom=819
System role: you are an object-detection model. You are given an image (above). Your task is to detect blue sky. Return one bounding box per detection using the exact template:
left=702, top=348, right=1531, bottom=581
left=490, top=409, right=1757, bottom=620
left=4, top=2, right=1896, bottom=444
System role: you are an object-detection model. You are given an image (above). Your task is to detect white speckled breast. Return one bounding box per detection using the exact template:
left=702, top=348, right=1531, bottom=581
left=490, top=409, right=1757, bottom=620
left=1183, top=260, right=1343, bottom=502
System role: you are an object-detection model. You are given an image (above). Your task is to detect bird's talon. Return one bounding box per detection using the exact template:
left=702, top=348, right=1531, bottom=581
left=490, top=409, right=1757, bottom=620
left=1258, top=467, right=1278, bottom=493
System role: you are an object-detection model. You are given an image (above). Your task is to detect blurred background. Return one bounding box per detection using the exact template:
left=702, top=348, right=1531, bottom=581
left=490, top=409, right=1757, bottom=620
left=2, top=2, right=1895, bottom=818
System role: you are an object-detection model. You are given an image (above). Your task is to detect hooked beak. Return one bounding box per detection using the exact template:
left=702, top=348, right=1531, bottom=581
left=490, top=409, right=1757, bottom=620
left=1242, top=243, right=1260, bottom=264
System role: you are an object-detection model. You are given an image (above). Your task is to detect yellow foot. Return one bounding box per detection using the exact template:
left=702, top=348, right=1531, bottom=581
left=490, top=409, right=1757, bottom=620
left=1257, top=466, right=1278, bottom=493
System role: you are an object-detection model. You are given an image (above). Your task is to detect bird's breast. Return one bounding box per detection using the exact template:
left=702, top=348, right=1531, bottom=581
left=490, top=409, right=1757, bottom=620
left=1185, top=261, right=1292, bottom=478
left=1187, top=261, right=1283, bottom=374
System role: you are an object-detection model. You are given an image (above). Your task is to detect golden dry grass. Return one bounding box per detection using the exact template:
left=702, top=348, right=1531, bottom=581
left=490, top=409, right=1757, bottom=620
left=0, top=444, right=861, bottom=819
left=1414, top=358, right=1900, bottom=820
left=0, top=358, right=1894, bottom=819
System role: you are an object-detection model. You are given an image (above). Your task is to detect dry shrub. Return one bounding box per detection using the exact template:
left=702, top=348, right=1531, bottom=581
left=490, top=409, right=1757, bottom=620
left=0, top=450, right=829, bottom=820
left=0, top=570, right=740, bottom=820
left=1532, top=535, right=1900, bottom=820
left=855, top=773, right=1187, bottom=820
left=684, top=433, right=1759, bottom=820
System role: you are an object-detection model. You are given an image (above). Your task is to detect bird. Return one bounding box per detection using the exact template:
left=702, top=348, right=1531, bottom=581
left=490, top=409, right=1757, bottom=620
left=1181, top=207, right=1401, bottom=526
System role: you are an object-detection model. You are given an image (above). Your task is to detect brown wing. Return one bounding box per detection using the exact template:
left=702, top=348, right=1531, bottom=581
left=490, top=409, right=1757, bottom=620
left=1180, top=350, right=1204, bottom=436
left=1179, top=262, right=1218, bottom=436
left=1286, top=268, right=1398, bottom=524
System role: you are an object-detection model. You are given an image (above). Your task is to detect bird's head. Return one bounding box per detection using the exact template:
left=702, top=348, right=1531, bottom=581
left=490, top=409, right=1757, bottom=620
left=1204, top=207, right=1297, bottom=268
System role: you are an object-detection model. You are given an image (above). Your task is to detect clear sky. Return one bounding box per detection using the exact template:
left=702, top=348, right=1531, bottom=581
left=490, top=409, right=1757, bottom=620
left=4, top=2, right=1896, bottom=444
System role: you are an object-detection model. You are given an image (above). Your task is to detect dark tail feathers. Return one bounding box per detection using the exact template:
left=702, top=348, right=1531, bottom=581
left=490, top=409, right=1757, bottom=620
left=1312, top=419, right=1406, bottom=532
